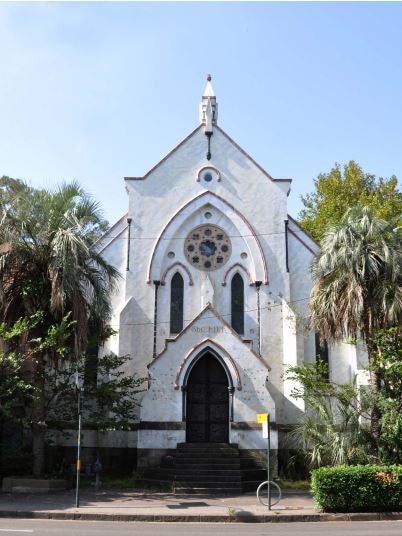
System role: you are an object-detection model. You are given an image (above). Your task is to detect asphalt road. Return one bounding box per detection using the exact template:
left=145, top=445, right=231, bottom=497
left=0, top=519, right=402, bottom=535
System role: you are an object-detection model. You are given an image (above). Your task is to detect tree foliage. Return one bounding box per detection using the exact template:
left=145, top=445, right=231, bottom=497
left=0, top=315, right=146, bottom=476
left=372, top=328, right=402, bottom=463
left=0, top=178, right=119, bottom=476
left=298, top=161, right=402, bottom=242
left=310, top=206, right=402, bottom=442
left=284, top=362, right=373, bottom=469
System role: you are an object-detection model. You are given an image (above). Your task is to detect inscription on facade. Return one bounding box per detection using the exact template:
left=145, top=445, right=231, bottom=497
left=190, top=326, right=230, bottom=334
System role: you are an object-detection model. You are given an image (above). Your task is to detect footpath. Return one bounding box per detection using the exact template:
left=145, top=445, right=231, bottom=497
left=0, top=489, right=401, bottom=523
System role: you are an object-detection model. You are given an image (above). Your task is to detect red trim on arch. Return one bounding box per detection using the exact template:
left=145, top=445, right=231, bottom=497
left=222, top=263, right=253, bottom=286
left=174, top=339, right=242, bottom=391
left=147, top=191, right=268, bottom=284
left=161, top=262, right=194, bottom=286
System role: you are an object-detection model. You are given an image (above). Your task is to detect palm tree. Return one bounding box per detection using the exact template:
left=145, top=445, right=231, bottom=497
left=310, top=206, right=402, bottom=442
left=0, top=179, right=119, bottom=476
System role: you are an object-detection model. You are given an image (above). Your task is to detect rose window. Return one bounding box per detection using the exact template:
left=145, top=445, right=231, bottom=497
left=184, top=225, right=232, bottom=271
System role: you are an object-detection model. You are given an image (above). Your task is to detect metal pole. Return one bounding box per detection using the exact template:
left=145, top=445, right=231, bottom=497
left=126, top=218, right=132, bottom=271
left=267, top=415, right=271, bottom=510
left=75, top=388, right=82, bottom=508
left=255, top=281, right=262, bottom=355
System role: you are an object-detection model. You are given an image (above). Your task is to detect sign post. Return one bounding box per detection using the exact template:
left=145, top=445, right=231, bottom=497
left=257, top=413, right=271, bottom=510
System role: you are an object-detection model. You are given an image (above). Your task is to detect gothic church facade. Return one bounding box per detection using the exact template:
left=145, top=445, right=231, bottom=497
left=96, top=78, right=368, bottom=468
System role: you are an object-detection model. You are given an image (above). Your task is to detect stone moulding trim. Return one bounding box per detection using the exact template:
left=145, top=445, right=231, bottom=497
left=231, top=421, right=277, bottom=430
left=95, top=212, right=128, bottom=253
left=222, top=263, right=253, bottom=286
left=287, top=214, right=320, bottom=250
left=197, top=165, right=222, bottom=182
left=138, top=421, right=185, bottom=430
left=174, top=338, right=242, bottom=391
left=288, top=228, right=316, bottom=256
left=147, top=191, right=268, bottom=284
left=151, top=302, right=271, bottom=372
left=216, top=125, right=292, bottom=186
left=161, top=262, right=194, bottom=286
left=124, top=126, right=202, bottom=180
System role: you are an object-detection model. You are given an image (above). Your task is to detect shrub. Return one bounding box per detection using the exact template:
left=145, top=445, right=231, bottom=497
left=311, top=465, right=402, bottom=512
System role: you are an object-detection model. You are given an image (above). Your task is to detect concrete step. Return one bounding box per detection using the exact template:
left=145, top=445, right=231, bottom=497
left=177, top=443, right=238, bottom=449
left=175, top=468, right=242, bottom=476
left=175, top=462, right=240, bottom=470
left=174, top=486, right=242, bottom=495
left=175, top=474, right=241, bottom=483
left=175, top=452, right=239, bottom=459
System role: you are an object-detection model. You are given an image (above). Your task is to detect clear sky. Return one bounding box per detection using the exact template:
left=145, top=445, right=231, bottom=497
left=1, top=1, right=401, bottom=225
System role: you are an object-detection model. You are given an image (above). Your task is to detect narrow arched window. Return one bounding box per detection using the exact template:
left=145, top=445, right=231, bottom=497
left=231, top=273, right=244, bottom=335
left=170, top=273, right=184, bottom=334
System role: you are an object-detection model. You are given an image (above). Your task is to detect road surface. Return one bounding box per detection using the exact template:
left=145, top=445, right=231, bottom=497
left=0, top=519, right=402, bottom=535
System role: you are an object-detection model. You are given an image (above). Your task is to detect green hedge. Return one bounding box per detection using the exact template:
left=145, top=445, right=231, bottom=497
left=311, top=465, right=402, bottom=512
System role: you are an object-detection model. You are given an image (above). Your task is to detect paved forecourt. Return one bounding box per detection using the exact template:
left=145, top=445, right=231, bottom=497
left=0, top=490, right=402, bottom=523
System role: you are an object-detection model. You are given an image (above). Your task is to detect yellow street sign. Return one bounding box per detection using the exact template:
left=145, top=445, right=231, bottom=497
left=257, top=413, right=269, bottom=423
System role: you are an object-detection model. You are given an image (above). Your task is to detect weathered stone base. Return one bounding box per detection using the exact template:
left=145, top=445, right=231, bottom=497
left=2, top=477, right=69, bottom=493
left=137, top=448, right=176, bottom=469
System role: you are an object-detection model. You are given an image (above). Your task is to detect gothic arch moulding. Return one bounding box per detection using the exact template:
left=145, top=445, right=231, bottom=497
left=222, top=263, right=253, bottom=286
left=174, top=339, right=242, bottom=391
left=161, top=262, right=194, bottom=286
left=147, top=191, right=268, bottom=284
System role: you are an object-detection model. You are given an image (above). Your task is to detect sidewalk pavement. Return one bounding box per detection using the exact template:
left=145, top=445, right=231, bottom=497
left=0, top=489, right=401, bottom=523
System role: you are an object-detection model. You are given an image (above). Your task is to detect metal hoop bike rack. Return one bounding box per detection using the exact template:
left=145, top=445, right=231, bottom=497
left=256, top=480, right=282, bottom=507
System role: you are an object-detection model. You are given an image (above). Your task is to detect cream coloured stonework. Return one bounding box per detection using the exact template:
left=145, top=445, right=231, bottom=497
left=81, top=83, right=369, bottom=467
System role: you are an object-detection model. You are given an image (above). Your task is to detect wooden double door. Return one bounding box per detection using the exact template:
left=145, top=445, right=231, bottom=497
left=186, top=353, right=229, bottom=443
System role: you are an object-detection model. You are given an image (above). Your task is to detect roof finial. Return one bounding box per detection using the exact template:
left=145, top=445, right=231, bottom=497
left=199, top=75, right=218, bottom=125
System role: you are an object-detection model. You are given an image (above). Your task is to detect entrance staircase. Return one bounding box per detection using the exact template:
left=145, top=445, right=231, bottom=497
left=173, top=443, right=242, bottom=495
left=141, top=442, right=267, bottom=494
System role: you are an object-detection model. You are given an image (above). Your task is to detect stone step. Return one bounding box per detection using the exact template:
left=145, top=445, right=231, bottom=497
left=174, top=486, right=242, bottom=495
left=175, top=468, right=242, bottom=476
left=175, top=474, right=241, bottom=483
left=175, top=451, right=239, bottom=459
left=177, top=443, right=238, bottom=449
left=175, top=482, right=243, bottom=488
left=174, top=460, right=241, bottom=471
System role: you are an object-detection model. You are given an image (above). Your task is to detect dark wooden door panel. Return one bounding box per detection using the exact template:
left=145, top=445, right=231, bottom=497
left=186, top=353, right=229, bottom=443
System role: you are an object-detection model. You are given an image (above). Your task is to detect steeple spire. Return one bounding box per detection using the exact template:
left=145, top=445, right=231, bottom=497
left=199, top=74, right=218, bottom=126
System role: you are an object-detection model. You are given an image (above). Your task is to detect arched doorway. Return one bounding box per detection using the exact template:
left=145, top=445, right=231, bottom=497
left=186, top=352, right=229, bottom=443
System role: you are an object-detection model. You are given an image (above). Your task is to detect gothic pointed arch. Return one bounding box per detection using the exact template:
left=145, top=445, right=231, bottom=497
left=161, top=262, right=194, bottom=286
left=170, top=272, right=184, bottom=334
left=174, top=339, right=242, bottom=391
left=222, top=263, right=253, bottom=286
left=231, top=273, right=244, bottom=335
left=147, top=191, right=268, bottom=284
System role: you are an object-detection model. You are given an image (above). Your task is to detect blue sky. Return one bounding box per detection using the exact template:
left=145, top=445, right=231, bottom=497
left=1, top=2, right=401, bottom=225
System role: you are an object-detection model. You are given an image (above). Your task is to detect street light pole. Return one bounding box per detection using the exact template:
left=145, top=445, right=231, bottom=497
left=75, top=372, right=84, bottom=508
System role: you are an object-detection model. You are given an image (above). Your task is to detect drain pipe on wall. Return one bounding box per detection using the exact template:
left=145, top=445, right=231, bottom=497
left=126, top=218, right=132, bottom=271
left=255, top=281, right=262, bottom=355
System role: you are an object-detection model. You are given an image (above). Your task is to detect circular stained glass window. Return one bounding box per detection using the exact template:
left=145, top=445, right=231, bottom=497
left=184, top=225, right=232, bottom=271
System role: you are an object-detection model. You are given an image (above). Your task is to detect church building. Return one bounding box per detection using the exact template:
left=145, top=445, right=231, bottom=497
left=96, top=77, right=368, bottom=471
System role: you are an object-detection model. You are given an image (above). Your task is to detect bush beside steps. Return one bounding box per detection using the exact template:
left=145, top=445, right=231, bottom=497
left=311, top=465, right=402, bottom=513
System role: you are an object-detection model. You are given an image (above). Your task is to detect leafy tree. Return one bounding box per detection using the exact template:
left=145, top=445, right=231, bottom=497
left=0, top=315, right=145, bottom=476
left=0, top=180, right=119, bottom=476
left=284, top=361, right=373, bottom=469
left=298, top=161, right=402, bottom=242
left=310, top=206, right=402, bottom=443
left=372, top=328, right=402, bottom=463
